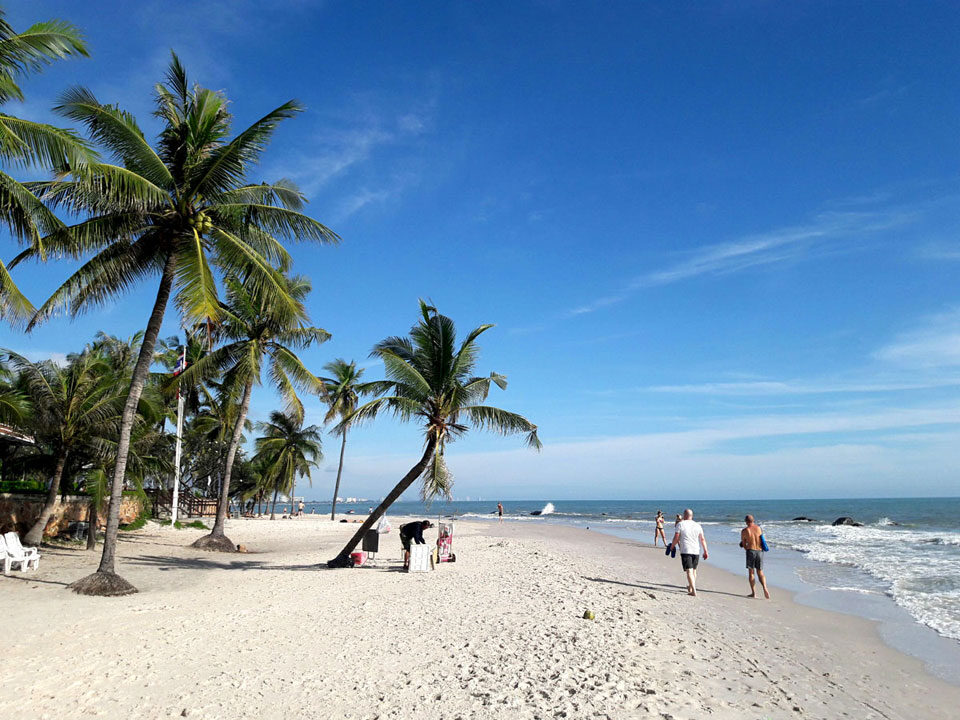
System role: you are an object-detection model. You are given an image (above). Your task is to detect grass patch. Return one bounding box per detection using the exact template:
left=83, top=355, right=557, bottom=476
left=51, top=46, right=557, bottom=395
left=119, top=514, right=148, bottom=531
left=156, top=519, right=208, bottom=530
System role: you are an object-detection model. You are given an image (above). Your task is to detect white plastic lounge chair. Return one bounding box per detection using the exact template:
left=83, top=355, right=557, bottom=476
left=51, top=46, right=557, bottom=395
left=2, top=532, right=39, bottom=573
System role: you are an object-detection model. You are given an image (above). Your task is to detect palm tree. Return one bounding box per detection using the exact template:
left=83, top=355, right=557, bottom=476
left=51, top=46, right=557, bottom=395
left=182, top=273, right=328, bottom=551
left=253, top=411, right=321, bottom=520
left=17, top=56, right=338, bottom=595
left=318, top=359, right=380, bottom=520
left=3, top=349, right=120, bottom=545
left=327, top=301, right=541, bottom=567
left=0, top=8, right=91, bottom=323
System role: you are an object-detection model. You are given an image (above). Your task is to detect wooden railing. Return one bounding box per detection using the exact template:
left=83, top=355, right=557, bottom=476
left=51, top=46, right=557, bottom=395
left=146, top=487, right=219, bottom=518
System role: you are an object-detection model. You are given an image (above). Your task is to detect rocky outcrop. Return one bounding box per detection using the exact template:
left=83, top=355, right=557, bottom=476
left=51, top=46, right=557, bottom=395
left=792, top=516, right=815, bottom=522
left=832, top=516, right=862, bottom=527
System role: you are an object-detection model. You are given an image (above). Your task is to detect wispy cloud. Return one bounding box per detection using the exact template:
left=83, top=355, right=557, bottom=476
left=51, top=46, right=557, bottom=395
left=918, top=242, right=960, bottom=261
left=337, top=402, right=960, bottom=499
left=280, top=110, right=431, bottom=201
left=634, top=378, right=960, bottom=396
left=568, top=208, right=913, bottom=316
left=875, top=307, right=960, bottom=369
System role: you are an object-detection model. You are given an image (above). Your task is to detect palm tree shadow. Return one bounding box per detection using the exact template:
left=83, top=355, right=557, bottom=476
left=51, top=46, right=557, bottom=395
left=583, top=576, right=744, bottom=598
left=129, top=554, right=269, bottom=572
left=1, top=574, right=69, bottom=587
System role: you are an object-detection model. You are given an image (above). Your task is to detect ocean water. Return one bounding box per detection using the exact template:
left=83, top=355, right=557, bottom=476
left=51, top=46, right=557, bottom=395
left=303, top=497, right=960, bottom=647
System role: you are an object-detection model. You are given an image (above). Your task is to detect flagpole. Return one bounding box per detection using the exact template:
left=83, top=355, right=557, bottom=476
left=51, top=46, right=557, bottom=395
left=171, top=346, right=186, bottom=524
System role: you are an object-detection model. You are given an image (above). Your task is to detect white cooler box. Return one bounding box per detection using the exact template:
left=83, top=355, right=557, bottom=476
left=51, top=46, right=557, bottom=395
left=408, top=543, right=432, bottom=573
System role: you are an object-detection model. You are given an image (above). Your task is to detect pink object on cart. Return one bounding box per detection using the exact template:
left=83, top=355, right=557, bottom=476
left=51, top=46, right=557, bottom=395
left=350, top=551, right=367, bottom=566
left=436, top=521, right=456, bottom=562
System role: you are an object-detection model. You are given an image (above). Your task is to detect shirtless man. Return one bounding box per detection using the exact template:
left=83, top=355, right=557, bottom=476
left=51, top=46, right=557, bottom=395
left=739, top=515, right=770, bottom=599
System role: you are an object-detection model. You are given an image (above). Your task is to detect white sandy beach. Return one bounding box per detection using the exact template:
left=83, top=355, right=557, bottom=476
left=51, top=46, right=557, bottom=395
left=2, top=516, right=957, bottom=720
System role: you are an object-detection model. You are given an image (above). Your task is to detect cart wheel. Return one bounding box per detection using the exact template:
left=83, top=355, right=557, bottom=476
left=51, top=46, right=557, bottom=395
left=450, top=553, right=456, bottom=562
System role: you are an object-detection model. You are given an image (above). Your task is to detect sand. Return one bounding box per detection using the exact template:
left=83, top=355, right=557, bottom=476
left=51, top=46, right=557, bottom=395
left=2, top=515, right=957, bottom=719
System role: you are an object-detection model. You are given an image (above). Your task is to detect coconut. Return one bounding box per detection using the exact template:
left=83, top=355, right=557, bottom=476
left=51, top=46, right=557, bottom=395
left=582, top=610, right=595, bottom=620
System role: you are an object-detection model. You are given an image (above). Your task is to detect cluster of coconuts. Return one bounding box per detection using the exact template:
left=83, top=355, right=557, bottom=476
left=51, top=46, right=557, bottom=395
left=188, top=211, right=213, bottom=234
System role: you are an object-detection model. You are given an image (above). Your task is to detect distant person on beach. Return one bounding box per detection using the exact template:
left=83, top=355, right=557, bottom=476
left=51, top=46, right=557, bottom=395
left=498, top=502, right=504, bottom=523
left=298, top=501, right=305, bottom=517
left=674, top=513, right=682, bottom=528
left=399, top=520, right=433, bottom=569
left=740, top=515, right=771, bottom=599
left=672, top=509, right=708, bottom=597
left=654, top=510, right=666, bottom=547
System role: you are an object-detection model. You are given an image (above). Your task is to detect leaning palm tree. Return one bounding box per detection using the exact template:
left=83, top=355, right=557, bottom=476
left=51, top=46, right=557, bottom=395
left=318, top=359, right=380, bottom=520
left=181, top=273, right=328, bottom=551
left=3, top=349, right=120, bottom=545
left=252, top=410, right=321, bottom=520
left=0, top=8, right=91, bottom=323
left=16, top=55, right=337, bottom=595
left=327, top=301, right=541, bottom=567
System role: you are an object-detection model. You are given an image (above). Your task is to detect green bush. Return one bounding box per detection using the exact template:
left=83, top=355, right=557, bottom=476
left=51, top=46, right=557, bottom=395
left=119, top=487, right=151, bottom=531
left=156, top=519, right=206, bottom=530
left=0, top=479, right=47, bottom=493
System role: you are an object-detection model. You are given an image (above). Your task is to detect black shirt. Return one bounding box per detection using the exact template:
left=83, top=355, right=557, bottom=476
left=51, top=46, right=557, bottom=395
left=400, top=521, right=426, bottom=544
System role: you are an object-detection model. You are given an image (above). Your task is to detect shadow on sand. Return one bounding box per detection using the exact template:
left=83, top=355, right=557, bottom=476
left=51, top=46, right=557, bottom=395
left=583, top=575, right=744, bottom=599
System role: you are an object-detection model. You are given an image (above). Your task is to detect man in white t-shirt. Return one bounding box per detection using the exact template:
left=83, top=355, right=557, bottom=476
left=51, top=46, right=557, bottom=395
left=671, top=508, right=708, bottom=596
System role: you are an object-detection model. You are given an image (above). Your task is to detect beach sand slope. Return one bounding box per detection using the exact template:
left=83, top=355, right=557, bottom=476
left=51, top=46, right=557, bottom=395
left=1, top=517, right=956, bottom=719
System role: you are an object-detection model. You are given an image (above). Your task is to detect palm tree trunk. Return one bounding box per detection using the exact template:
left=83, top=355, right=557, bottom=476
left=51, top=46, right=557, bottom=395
left=330, top=431, right=347, bottom=521
left=192, top=376, right=253, bottom=551
left=327, top=435, right=438, bottom=567
left=23, top=452, right=68, bottom=546
left=69, top=253, right=177, bottom=596
left=86, top=501, right=98, bottom=551
left=270, top=487, right=278, bottom=520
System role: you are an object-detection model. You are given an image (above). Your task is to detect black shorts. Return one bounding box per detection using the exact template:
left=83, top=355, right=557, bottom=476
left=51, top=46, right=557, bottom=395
left=746, top=549, right=763, bottom=570
left=400, top=534, right=412, bottom=551
left=681, top=553, right=699, bottom=570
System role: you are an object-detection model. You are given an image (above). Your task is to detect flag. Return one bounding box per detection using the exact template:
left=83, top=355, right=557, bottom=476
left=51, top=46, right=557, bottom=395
left=173, top=349, right=188, bottom=376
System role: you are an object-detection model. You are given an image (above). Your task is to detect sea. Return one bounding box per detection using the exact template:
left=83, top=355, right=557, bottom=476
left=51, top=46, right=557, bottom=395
left=300, top=496, right=960, bottom=683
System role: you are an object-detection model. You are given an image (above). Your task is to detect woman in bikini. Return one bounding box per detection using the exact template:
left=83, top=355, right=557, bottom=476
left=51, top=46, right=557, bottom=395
left=654, top=510, right=667, bottom=547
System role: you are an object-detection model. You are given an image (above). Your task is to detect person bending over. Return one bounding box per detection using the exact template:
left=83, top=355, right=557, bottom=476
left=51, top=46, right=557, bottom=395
left=671, top=508, right=708, bottom=597
left=399, top=520, right=433, bottom=569
left=740, top=514, right=770, bottom=599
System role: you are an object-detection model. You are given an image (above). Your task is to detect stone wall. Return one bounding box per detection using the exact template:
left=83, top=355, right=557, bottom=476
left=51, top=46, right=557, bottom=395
left=0, top=493, right=142, bottom=537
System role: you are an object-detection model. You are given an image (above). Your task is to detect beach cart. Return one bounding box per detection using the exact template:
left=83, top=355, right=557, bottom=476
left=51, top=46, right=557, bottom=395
left=435, top=520, right=456, bottom=563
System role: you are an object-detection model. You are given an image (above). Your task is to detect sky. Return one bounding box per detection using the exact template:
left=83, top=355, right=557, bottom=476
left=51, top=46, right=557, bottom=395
left=2, top=1, right=959, bottom=501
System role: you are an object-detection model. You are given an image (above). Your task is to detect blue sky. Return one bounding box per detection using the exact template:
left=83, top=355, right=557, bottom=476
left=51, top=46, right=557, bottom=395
left=3, top=1, right=960, bottom=500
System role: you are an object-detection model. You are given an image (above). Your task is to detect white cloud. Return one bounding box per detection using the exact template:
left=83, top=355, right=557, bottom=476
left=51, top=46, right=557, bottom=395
left=637, top=378, right=960, bottom=396
left=875, top=308, right=960, bottom=369
left=327, top=403, right=960, bottom=500
left=569, top=208, right=913, bottom=316
left=15, top=349, right=69, bottom=366
left=281, top=110, right=430, bottom=200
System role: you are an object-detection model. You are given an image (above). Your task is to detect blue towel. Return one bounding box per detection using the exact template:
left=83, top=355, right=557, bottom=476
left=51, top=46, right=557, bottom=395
left=760, top=534, right=769, bottom=552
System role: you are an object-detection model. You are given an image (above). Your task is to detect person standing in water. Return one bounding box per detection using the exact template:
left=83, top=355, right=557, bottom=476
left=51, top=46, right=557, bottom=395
left=497, top=502, right=504, bottom=523
left=739, top=515, right=770, bottom=599
left=654, top=510, right=667, bottom=547
left=672, top=508, right=708, bottom=597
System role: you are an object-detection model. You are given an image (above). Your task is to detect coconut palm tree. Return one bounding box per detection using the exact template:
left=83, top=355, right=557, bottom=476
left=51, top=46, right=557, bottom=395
left=327, top=301, right=541, bottom=567
left=318, top=359, right=380, bottom=520
left=16, top=55, right=338, bottom=595
left=253, top=411, right=321, bottom=520
left=3, top=349, right=121, bottom=545
left=181, top=273, right=328, bottom=551
left=0, top=7, right=91, bottom=323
